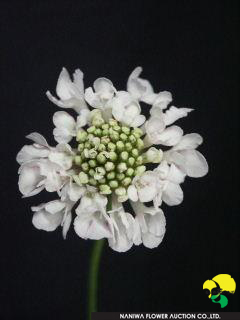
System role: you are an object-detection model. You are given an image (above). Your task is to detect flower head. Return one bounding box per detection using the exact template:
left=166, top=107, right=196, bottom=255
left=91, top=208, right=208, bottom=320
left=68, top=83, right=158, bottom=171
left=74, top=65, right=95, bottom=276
left=17, top=66, right=208, bottom=252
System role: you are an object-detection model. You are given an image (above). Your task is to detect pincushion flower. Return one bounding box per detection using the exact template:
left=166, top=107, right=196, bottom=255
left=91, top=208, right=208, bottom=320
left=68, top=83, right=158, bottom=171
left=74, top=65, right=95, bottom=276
left=17, top=66, right=208, bottom=252
left=17, top=66, right=208, bottom=318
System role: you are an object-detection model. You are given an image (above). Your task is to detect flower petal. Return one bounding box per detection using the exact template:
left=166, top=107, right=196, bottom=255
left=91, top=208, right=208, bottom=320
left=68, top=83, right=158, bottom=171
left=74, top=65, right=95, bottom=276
left=163, top=106, right=193, bottom=126
left=172, top=133, right=203, bottom=151
left=26, top=132, right=49, bottom=147
left=16, top=145, right=49, bottom=164
left=32, top=210, right=63, bottom=232
left=162, top=182, right=183, bottom=206
left=45, top=200, right=66, bottom=214
left=156, top=125, right=183, bottom=146
left=179, top=150, right=209, bottom=178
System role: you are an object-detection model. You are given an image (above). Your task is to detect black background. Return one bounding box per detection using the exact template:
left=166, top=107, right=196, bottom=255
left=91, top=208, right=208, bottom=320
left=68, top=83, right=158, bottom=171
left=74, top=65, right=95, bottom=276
left=1, top=1, right=239, bottom=319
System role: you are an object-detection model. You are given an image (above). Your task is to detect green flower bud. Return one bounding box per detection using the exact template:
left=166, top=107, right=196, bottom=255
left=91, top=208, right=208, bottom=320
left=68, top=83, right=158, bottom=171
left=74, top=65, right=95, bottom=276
left=87, top=126, right=96, bottom=133
left=89, top=169, right=95, bottom=177
left=116, top=173, right=125, bottom=181
left=88, top=149, right=97, bottom=159
left=81, top=151, right=86, bottom=161
left=113, top=125, right=121, bottom=132
left=99, top=178, right=106, bottom=184
left=74, top=155, right=82, bottom=165
left=81, top=162, right=89, bottom=172
left=136, top=138, right=144, bottom=150
left=131, top=148, right=139, bottom=158
left=99, top=184, right=112, bottom=195
left=135, top=156, right=143, bottom=166
left=87, top=133, right=94, bottom=141
left=96, top=152, right=107, bottom=164
left=109, top=151, right=117, bottom=162
left=107, top=171, right=116, bottom=180
left=117, top=162, right=127, bottom=173
left=105, top=161, right=115, bottom=172
left=110, top=132, right=119, bottom=142
left=92, top=117, right=104, bottom=127
left=95, top=166, right=106, bottom=177
left=73, top=175, right=81, bottom=185
left=95, top=128, right=102, bottom=136
left=91, top=137, right=101, bottom=147
left=115, top=187, right=126, bottom=196
left=128, top=157, right=135, bottom=166
left=89, top=159, right=97, bottom=168
left=102, top=129, right=109, bottom=136
left=121, top=126, right=130, bottom=135
left=77, top=131, right=87, bottom=142
left=143, top=147, right=163, bottom=163
left=120, top=151, right=129, bottom=161
left=126, top=168, right=134, bottom=177
left=78, top=143, right=85, bottom=152
left=135, top=165, right=146, bottom=176
left=133, top=128, right=143, bottom=137
left=101, top=136, right=110, bottom=145
left=120, top=133, right=128, bottom=141
left=109, top=119, right=118, bottom=127
left=98, top=143, right=106, bottom=152
left=122, top=177, right=132, bottom=187
left=102, top=124, right=109, bottom=130
left=84, top=141, right=91, bottom=149
left=109, top=180, right=119, bottom=189
left=107, top=142, right=116, bottom=152
left=129, top=135, right=137, bottom=144
left=125, top=142, right=133, bottom=151
left=89, top=178, right=97, bottom=186
left=116, top=141, right=125, bottom=152
left=78, top=172, right=89, bottom=184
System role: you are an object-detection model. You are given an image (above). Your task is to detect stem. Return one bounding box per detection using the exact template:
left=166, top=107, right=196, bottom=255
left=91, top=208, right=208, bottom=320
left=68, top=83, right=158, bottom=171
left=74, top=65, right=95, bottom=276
left=87, top=196, right=112, bottom=320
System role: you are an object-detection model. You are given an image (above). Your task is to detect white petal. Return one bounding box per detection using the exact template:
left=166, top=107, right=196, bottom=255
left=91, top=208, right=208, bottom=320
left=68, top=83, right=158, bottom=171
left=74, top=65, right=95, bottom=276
left=74, top=214, right=112, bottom=240
left=93, top=78, right=115, bottom=100
left=53, top=111, right=76, bottom=131
left=180, top=150, right=208, bottom=177
left=146, top=210, right=166, bottom=237
left=127, top=185, right=138, bottom=202
left=162, top=182, right=183, bottom=206
left=18, top=165, right=42, bottom=196
left=16, top=145, right=49, bottom=164
left=73, top=69, right=84, bottom=94
left=156, top=125, right=183, bottom=146
left=45, top=200, right=66, bottom=214
left=56, top=67, right=74, bottom=100
left=152, top=91, right=172, bottom=109
left=167, top=164, right=186, bottom=184
left=48, top=150, right=72, bottom=170
left=62, top=211, right=72, bottom=239
left=26, top=132, right=49, bottom=147
left=84, top=87, right=101, bottom=108
left=32, top=210, right=63, bottom=232
left=68, top=183, right=85, bottom=202
left=138, top=185, right=157, bottom=202
left=127, top=66, right=154, bottom=101
left=131, top=115, right=146, bottom=127
left=163, top=106, right=193, bottom=126
left=172, top=133, right=203, bottom=151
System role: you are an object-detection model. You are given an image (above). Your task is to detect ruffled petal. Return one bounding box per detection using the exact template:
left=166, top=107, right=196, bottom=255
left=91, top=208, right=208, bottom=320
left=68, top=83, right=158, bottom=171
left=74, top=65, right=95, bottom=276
left=32, top=210, right=63, bottom=232
left=156, top=125, right=183, bottom=146
left=163, top=106, right=193, bottom=126
left=162, top=182, right=183, bottom=206
left=179, top=150, right=209, bottom=178
left=172, top=133, right=203, bottom=151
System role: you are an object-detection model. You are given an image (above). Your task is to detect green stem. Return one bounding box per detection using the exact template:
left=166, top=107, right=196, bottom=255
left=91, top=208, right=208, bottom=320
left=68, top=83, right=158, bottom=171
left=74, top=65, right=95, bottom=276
left=87, top=196, right=112, bottom=320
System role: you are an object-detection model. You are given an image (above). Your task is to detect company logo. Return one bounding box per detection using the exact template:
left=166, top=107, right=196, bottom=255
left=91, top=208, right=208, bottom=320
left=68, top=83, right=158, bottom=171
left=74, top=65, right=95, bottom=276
left=203, top=274, right=236, bottom=308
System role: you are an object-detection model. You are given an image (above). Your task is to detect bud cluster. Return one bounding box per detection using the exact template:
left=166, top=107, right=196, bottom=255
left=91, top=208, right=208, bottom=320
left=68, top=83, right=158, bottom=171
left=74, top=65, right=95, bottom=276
left=73, top=112, right=146, bottom=196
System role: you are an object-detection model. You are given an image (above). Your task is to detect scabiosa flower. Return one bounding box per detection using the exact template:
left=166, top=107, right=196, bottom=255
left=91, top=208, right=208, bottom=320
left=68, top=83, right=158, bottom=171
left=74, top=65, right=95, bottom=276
left=16, top=66, right=208, bottom=252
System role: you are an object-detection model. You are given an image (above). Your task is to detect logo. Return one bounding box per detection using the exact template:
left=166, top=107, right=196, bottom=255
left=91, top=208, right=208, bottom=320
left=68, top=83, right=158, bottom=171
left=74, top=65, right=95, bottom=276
left=203, top=274, right=236, bottom=308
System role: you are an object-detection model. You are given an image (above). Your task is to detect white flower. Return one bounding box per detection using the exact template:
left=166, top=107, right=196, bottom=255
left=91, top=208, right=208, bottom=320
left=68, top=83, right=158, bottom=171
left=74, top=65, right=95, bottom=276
left=46, top=67, right=88, bottom=113
left=131, top=201, right=166, bottom=249
left=74, top=193, right=112, bottom=240
left=32, top=199, right=73, bottom=238
left=128, top=171, right=158, bottom=203
left=17, top=66, right=208, bottom=252
left=85, top=78, right=116, bottom=120
left=154, top=160, right=185, bottom=207
left=53, top=109, right=89, bottom=143
left=164, top=133, right=208, bottom=178
left=107, top=197, right=136, bottom=252
left=17, top=133, right=72, bottom=197
left=111, top=91, right=146, bottom=127
left=127, top=67, right=172, bottom=109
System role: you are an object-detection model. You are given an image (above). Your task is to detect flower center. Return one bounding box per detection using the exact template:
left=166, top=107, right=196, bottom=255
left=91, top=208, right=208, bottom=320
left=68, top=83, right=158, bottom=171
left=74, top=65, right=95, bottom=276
left=73, top=114, right=146, bottom=196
